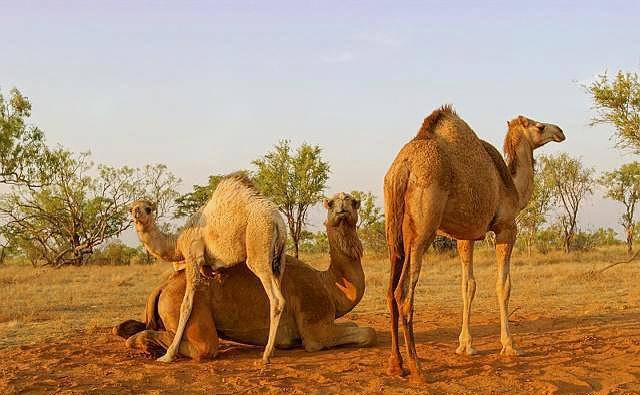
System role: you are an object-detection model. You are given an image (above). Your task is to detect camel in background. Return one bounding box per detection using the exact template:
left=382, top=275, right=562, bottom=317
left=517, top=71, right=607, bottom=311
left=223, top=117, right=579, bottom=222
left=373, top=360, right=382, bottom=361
left=130, top=173, right=287, bottom=364
left=384, top=106, right=565, bottom=381
left=115, top=192, right=375, bottom=358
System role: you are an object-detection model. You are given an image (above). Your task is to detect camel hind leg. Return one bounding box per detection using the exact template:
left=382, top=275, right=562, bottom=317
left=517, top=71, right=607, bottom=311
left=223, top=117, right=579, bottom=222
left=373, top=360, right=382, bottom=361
left=393, top=186, right=445, bottom=382
left=246, top=213, right=286, bottom=365
left=252, top=272, right=285, bottom=364
left=394, top=230, right=435, bottom=383
left=387, top=250, right=406, bottom=376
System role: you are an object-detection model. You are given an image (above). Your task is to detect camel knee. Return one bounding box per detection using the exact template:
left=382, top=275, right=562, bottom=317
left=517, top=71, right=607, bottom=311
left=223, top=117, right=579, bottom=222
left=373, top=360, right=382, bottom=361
left=192, top=344, right=218, bottom=362
left=303, top=340, right=324, bottom=353
left=467, top=277, right=477, bottom=298
left=272, top=296, right=285, bottom=316
left=360, top=327, right=378, bottom=347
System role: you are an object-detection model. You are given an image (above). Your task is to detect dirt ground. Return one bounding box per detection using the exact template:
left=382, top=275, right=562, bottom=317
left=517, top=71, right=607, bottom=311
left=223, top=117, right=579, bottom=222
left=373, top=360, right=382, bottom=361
left=1, top=248, right=640, bottom=394
left=1, top=310, right=639, bottom=394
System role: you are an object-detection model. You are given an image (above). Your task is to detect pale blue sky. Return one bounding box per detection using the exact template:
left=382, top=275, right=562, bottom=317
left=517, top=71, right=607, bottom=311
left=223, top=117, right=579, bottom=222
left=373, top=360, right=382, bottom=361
left=2, top=1, right=640, bottom=238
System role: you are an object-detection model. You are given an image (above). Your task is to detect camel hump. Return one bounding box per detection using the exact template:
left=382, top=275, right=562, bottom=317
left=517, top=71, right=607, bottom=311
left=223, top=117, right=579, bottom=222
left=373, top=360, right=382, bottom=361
left=415, top=104, right=457, bottom=139
left=220, top=171, right=258, bottom=193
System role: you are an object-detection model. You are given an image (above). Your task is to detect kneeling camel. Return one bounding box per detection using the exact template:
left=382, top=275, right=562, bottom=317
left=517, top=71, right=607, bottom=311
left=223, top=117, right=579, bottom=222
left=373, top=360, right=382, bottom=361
left=117, top=192, right=376, bottom=359
left=130, top=173, right=286, bottom=364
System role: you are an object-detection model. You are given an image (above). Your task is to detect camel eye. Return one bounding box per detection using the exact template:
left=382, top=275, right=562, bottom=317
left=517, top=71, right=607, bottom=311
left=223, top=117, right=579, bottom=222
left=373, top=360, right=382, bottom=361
left=145, top=207, right=151, bottom=214
left=536, top=123, right=545, bottom=132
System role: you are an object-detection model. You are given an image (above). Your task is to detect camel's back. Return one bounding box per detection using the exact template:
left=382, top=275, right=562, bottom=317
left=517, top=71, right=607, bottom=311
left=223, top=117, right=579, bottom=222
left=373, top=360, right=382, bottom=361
left=200, top=174, right=284, bottom=265
left=410, top=107, right=502, bottom=238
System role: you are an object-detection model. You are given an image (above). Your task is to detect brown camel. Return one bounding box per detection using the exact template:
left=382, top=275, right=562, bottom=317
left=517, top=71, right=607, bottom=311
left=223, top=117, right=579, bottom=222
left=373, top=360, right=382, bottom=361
left=130, top=173, right=287, bottom=364
left=115, top=192, right=376, bottom=359
left=384, top=106, right=565, bottom=381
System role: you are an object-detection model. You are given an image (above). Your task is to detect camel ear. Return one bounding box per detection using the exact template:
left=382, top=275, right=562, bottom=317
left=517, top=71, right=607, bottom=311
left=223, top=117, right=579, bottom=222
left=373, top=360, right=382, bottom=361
left=352, top=198, right=361, bottom=210
left=323, top=198, right=333, bottom=209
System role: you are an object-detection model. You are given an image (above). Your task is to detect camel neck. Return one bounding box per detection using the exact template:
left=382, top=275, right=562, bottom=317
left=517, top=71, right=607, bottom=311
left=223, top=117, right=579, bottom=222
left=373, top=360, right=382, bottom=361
left=510, top=141, right=535, bottom=210
left=325, top=222, right=365, bottom=318
left=135, top=222, right=181, bottom=262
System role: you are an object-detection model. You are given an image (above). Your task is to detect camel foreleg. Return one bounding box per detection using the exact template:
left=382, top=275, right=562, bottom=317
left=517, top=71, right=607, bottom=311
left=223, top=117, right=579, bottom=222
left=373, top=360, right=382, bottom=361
left=495, top=227, right=521, bottom=356
left=456, top=239, right=477, bottom=356
left=157, top=252, right=205, bottom=363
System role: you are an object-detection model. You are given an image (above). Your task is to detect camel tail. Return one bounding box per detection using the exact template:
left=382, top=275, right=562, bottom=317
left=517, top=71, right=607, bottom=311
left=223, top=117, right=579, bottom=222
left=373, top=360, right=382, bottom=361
left=271, top=219, right=286, bottom=276
left=384, top=162, right=410, bottom=267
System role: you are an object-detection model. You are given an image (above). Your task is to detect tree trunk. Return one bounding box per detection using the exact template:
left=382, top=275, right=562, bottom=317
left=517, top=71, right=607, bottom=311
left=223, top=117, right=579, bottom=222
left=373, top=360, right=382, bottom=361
left=293, top=236, right=299, bottom=259
left=626, top=231, right=633, bottom=256
left=564, top=232, right=571, bottom=254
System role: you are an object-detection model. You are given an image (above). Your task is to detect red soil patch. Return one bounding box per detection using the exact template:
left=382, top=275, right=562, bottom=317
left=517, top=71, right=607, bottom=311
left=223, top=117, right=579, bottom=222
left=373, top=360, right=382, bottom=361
left=1, top=311, right=639, bottom=394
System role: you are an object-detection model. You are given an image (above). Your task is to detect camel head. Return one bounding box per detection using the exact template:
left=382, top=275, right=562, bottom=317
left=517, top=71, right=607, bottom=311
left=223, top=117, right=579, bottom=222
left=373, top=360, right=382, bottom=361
left=323, top=192, right=360, bottom=228
left=506, top=115, right=566, bottom=150
left=129, top=198, right=157, bottom=229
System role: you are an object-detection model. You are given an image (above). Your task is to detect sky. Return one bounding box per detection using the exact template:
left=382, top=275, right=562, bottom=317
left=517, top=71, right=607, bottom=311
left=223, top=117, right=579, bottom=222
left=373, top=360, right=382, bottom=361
left=2, top=1, right=640, bottom=242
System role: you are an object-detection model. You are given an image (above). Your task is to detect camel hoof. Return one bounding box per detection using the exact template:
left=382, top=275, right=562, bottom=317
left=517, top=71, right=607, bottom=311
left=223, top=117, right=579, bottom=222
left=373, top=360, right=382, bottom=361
left=156, top=354, right=174, bottom=363
left=500, top=344, right=522, bottom=357
left=455, top=344, right=477, bottom=356
left=387, top=358, right=409, bottom=377
left=408, top=372, right=428, bottom=384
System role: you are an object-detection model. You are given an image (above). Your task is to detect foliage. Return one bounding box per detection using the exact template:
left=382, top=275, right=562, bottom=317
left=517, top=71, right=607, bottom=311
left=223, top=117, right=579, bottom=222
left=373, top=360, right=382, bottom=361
left=517, top=163, right=553, bottom=255
left=349, top=190, right=386, bottom=253
left=87, top=241, right=149, bottom=266
left=0, top=87, right=53, bottom=187
left=540, top=153, right=595, bottom=253
left=253, top=140, right=330, bottom=258
left=0, top=151, right=180, bottom=266
left=298, top=230, right=329, bottom=254
left=140, top=164, right=181, bottom=228
left=590, top=227, right=620, bottom=246
left=432, top=235, right=456, bottom=254
left=599, top=162, right=640, bottom=254
left=585, top=70, right=640, bottom=153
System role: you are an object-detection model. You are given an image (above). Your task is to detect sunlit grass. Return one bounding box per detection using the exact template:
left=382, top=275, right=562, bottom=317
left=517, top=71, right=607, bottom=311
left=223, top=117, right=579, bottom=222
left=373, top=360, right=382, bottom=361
left=1, top=245, right=638, bottom=348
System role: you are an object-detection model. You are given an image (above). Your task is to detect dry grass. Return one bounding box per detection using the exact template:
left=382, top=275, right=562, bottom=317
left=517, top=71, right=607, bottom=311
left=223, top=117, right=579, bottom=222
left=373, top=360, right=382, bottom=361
left=1, top=245, right=639, bottom=349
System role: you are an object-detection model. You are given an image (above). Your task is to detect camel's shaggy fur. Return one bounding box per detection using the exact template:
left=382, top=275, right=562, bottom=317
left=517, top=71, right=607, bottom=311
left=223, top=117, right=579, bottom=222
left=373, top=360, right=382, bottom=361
left=116, top=192, right=376, bottom=358
left=130, top=173, right=287, bottom=364
left=384, top=105, right=565, bottom=381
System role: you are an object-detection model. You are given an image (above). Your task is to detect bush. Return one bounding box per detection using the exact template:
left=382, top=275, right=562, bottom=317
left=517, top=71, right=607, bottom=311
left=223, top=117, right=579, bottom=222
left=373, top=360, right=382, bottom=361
left=87, top=241, right=148, bottom=265
left=432, top=235, right=456, bottom=254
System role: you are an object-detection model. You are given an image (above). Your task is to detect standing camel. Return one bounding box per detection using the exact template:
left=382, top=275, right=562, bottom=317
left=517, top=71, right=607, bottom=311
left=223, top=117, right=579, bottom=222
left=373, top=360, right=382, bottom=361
left=115, top=192, right=375, bottom=358
left=384, top=106, right=565, bottom=381
left=130, top=173, right=287, bottom=364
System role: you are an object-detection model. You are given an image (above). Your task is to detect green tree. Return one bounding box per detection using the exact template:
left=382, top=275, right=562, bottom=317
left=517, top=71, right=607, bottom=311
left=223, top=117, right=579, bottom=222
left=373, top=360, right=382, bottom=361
left=140, top=164, right=181, bottom=227
left=540, top=153, right=595, bottom=253
left=0, top=87, right=53, bottom=186
left=599, top=162, right=640, bottom=254
left=585, top=70, right=640, bottom=153
left=0, top=151, right=180, bottom=266
left=516, top=164, right=553, bottom=256
left=349, top=190, right=386, bottom=253
left=253, top=140, right=330, bottom=258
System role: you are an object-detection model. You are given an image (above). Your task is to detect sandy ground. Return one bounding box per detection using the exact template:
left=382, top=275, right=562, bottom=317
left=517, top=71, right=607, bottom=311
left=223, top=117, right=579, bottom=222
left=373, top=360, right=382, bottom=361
left=1, top=309, right=639, bottom=394
left=2, top=249, right=640, bottom=394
